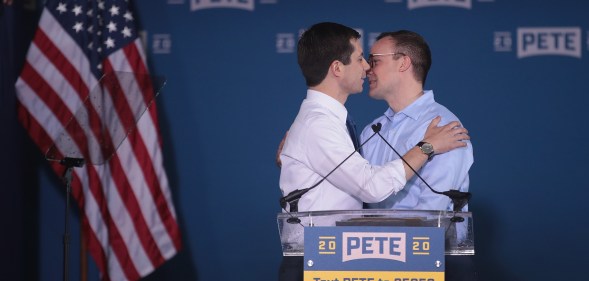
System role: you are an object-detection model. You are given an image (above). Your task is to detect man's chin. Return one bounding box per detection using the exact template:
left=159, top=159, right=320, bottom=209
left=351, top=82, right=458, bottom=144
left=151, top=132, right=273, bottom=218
left=368, top=91, right=383, bottom=100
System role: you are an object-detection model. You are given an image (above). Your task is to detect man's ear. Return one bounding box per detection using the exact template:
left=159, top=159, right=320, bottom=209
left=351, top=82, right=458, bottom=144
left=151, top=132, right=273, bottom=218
left=399, top=56, right=411, bottom=72
left=330, top=60, right=343, bottom=76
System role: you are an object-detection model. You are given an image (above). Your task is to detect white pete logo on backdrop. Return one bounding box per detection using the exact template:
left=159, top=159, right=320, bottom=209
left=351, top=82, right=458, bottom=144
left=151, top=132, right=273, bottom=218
left=191, top=0, right=254, bottom=11
left=276, top=33, right=295, bottom=53
left=153, top=34, right=172, bottom=54
left=517, top=27, right=581, bottom=58
left=494, top=27, right=583, bottom=59
left=493, top=31, right=512, bottom=52
left=408, top=0, right=472, bottom=10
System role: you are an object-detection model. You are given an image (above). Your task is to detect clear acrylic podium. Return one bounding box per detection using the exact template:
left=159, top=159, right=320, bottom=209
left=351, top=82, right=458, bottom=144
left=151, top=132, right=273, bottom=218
left=277, top=209, right=474, bottom=256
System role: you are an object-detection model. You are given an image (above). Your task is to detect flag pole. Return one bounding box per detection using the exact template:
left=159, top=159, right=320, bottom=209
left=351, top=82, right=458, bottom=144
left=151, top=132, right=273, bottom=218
left=60, top=157, right=84, bottom=281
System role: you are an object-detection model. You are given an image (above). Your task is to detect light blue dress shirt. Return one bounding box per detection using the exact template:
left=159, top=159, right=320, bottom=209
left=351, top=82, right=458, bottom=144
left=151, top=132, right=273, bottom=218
left=360, top=90, right=473, bottom=211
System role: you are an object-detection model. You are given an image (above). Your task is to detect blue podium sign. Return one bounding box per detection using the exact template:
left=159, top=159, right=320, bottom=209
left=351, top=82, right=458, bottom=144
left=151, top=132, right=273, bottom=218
left=304, top=226, right=444, bottom=281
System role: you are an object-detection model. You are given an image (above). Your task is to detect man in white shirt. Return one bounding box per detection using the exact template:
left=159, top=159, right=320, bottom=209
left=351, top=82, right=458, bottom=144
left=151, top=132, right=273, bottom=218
left=277, top=22, right=470, bottom=281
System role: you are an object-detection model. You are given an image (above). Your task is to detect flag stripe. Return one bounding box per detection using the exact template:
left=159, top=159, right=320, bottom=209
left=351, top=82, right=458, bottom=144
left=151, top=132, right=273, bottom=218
left=103, top=56, right=180, bottom=254
left=16, top=77, right=62, bottom=152
left=16, top=76, right=134, bottom=281
left=18, top=62, right=88, bottom=154
left=35, top=26, right=90, bottom=100
left=31, top=28, right=112, bottom=162
left=82, top=216, right=110, bottom=281
left=38, top=8, right=95, bottom=85
left=100, top=58, right=170, bottom=266
left=16, top=1, right=181, bottom=279
left=119, top=42, right=178, bottom=227
left=124, top=41, right=162, bottom=135
left=18, top=60, right=142, bottom=280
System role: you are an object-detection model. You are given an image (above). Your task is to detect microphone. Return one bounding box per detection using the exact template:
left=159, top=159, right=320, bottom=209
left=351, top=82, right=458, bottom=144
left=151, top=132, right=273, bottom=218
left=279, top=126, right=381, bottom=222
left=59, top=157, right=85, bottom=168
left=279, top=188, right=311, bottom=212
left=371, top=123, right=382, bottom=133
left=371, top=123, right=471, bottom=220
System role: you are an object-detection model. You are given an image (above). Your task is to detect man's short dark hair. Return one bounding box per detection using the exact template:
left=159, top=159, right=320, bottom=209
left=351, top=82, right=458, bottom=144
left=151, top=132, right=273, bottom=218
left=297, top=22, right=361, bottom=87
left=377, top=30, right=432, bottom=85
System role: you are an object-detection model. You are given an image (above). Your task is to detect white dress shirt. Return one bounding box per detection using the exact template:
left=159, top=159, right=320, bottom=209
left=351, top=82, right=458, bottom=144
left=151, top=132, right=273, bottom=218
left=279, top=90, right=407, bottom=211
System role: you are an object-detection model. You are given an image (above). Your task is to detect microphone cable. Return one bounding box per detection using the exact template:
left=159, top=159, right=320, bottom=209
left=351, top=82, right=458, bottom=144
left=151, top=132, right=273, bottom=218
left=371, top=123, right=471, bottom=222
left=279, top=125, right=381, bottom=225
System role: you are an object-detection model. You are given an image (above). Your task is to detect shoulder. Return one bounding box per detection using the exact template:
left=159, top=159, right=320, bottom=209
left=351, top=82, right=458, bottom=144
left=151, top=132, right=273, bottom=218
left=295, top=108, right=344, bottom=141
left=421, top=102, right=462, bottom=126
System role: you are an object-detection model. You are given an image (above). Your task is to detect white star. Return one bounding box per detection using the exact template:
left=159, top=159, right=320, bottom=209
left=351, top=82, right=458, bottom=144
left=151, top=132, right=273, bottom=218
left=104, top=37, right=115, bottom=48
left=109, top=5, right=120, bottom=16
left=121, top=26, right=132, bottom=38
left=88, top=41, right=93, bottom=50
left=72, top=22, right=84, bottom=33
left=72, top=5, right=82, bottom=16
left=87, top=25, right=94, bottom=33
left=87, top=8, right=93, bottom=17
left=107, top=21, right=117, bottom=33
left=123, top=11, right=133, bottom=21
left=56, top=2, right=67, bottom=14
left=97, top=63, right=103, bottom=70
left=98, top=0, right=105, bottom=10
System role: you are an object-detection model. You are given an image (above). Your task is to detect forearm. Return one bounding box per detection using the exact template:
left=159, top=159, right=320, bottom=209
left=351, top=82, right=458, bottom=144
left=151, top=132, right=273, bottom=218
left=400, top=146, right=429, bottom=180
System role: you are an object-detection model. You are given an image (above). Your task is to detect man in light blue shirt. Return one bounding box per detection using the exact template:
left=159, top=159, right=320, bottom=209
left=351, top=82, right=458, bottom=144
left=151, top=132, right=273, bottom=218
left=360, top=28, right=476, bottom=281
left=360, top=30, right=473, bottom=212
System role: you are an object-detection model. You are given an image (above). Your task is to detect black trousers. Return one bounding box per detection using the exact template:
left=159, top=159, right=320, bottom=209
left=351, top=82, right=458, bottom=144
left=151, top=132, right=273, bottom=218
left=278, top=255, right=477, bottom=281
left=278, top=256, right=304, bottom=281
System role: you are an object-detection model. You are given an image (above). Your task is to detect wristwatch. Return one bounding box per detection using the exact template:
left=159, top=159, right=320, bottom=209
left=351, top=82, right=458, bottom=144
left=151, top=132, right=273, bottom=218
left=416, top=141, right=434, bottom=161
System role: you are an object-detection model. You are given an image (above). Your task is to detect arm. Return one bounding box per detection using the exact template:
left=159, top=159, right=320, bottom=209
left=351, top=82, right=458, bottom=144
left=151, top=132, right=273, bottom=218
left=412, top=129, right=473, bottom=211
left=414, top=148, right=472, bottom=210
left=300, top=116, right=407, bottom=203
left=276, top=131, right=288, bottom=168
left=400, top=116, right=469, bottom=180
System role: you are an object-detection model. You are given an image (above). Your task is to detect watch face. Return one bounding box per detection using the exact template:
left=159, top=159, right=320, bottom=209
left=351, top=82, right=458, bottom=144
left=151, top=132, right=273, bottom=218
left=421, top=142, right=434, bottom=154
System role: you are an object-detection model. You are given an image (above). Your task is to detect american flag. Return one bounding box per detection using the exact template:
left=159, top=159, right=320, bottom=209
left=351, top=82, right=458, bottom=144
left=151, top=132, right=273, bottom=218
left=15, top=0, right=181, bottom=280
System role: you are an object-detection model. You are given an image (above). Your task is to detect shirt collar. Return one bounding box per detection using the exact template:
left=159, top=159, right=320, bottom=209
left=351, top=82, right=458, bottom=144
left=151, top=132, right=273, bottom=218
left=307, top=89, right=348, bottom=124
left=384, top=90, right=435, bottom=121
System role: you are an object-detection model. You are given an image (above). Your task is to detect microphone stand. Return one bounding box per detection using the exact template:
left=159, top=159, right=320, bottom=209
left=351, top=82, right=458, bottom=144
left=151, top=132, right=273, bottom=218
left=59, top=157, right=85, bottom=281
left=371, top=124, right=471, bottom=222
left=279, top=126, right=381, bottom=223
